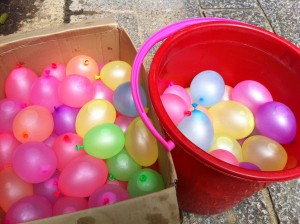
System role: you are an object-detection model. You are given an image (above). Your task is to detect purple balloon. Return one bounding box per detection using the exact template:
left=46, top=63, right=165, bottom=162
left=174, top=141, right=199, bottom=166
left=5, top=195, right=52, bottom=224
left=33, top=170, right=62, bottom=205
left=88, top=184, right=129, bottom=208
left=0, top=99, right=25, bottom=133
left=12, top=142, right=57, bottom=183
left=239, top=162, right=261, bottom=171
left=53, top=105, right=80, bottom=135
left=255, top=101, right=297, bottom=144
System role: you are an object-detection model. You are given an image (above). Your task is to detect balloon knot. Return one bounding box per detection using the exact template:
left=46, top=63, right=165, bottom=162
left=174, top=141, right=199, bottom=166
left=63, top=134, right=71, bottom=142
left=95, top=74, right=101, bottom=80
left=76, top=145, right=84, bottom=151
left=54, top=190, right=61, bottom=197
left=84, top=60, right=89, bottom=66
left=192, top=103, right=198, bottom=110
left=184, top=111, right=192, bottom=116
left=108, top=174, right=115, bottom=181
left=169, top=81, right=174, bottom=86
left=51, top=63, right=57, bottom=69
left=3, top=164, right=12, bottom=169
left=102, top=197, right=110, bottom=205
left=16, top=63, right=23, bottom=68
left=44, top=69, right=50, bottom=76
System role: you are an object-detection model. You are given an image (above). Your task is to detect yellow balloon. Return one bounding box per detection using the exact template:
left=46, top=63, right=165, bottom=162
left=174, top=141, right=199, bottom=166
left=208, top=134, right=243, bottom=162
left=100, top=61, right=132, bottom=90
left=125, top=117, right=158, bottom=166
left=242, top=135, right=287, bottom=171
left=75, top=99, right=116, bottom=137
left=208, top=100, right=254, bottom=139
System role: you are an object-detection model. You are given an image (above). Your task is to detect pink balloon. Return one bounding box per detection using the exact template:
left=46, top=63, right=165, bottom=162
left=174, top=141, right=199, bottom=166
left=58, top=74, right=93, bottom=108
left=53, top=196, right=88, bottom=216
left=0, top=133, right=20, bottom=170
left=33, top=170, right=62, bottom=205
left=53, top=105, right=80, bottom=135
left=30, top=75, right=62, bottom=112
left=88, top=184, right=129, bottom=208
left=232, top=80, right=273, bottom=113
left=163, top=84, right=192, bottom=108
left=5, top=65, right=38, bottom=104
left=160, top=93, right=189, bottom=125
left=5, top=195, right=52, bottom=224
left=41, top=63, right=66, bottom=81
left=59, top=155, right=108, bottom=197
left=0, top=99, right=25, bottom=133
left=209, top=149, right=239, bottom=166
left=92, top=79, right=114, bottom=104
left=53, top=133, right=86, bottom=171
left=114, top=115, right=134, bottom=133
left=12, top=105, right=54, bottom=143
left=12, top=141, right=57, bottom=183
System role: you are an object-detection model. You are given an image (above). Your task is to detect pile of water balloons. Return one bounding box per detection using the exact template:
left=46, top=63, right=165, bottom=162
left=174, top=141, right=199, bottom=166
left=161, top=70, right=297, bottom=171
left=0, top=55, right=164, bottom=224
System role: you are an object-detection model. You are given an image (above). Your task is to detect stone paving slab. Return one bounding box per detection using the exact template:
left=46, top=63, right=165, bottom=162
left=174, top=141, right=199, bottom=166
left=199, top=0, right=257, bottom=9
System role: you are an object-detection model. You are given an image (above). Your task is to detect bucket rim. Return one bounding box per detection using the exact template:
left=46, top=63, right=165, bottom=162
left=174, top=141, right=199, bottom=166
left=148, top=20, right=300, bottom=182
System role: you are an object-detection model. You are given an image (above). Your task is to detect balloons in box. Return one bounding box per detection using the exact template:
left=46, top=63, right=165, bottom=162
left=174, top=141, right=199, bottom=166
left=41, top=62, right=66, bottom=81
left=106, top=149, right=141, bottom=181
left=5, top=195, right=52, bottom=224
left=0, top=168, right=33, bottom=212
left=125, top=117, right=158, bottom=166
left=66, top=55, right=99, bottom=82
left=58, top=74, right=93, bottom=108
left=75, top=99, right=116, bottom=138
left=53, top=105, right=80, bottom=135
left=0, top=99, right=25, bottom=133
left=52, top=133, right=85, bottom=171
left=5, top=65, right=38, bottom=105
left=30, top=75, right=62, bottom=112
left=127, top=168, right=165, bottom=198
left=113, top=82, right=148, bottom=117
left=13, top=105, right=54, bottom=143
left=0, top=133, right=20, bottom=170
left=255, top=101, right=297, bottom=144
left=33, top=170, right=61, bottom=205
left=92, top=79, right=114, bottom=104
left=88, top=184, right=129, bottom=208
left=81, top=123, right=125, bottom=159
left=58, top=155, right=108, bottom=197
left=190, top=70, right=225, bottom=107
left=12, top=141, right=57, bottom=183
left=115, top=115, right=135, bottom=133
left=100, top=60, right=132, bottom=90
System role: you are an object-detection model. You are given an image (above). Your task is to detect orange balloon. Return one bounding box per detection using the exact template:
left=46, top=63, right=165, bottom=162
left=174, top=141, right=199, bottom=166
left=66, top=55, right=99, bottom=82
left=125, top=117, right=158, bottom=166
left=0, top=168, right=33, bottom=212
left=13, top=105, right=54, bottom=143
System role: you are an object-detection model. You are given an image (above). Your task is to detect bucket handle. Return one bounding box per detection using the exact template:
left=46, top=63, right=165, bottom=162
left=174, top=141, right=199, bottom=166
left=131, top=17, right=235, bottom=151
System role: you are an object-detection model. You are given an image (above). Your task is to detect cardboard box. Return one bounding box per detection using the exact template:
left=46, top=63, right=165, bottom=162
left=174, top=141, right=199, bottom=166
left=0, top=18, right=180, bottom=224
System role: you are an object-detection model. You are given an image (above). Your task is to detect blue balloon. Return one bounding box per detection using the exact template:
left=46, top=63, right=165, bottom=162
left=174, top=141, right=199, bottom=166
left=113, top=82, right=147, bottom=117
left=190, top=70, right=225, bottom=107
left=177, top=108, right=214, bottom=151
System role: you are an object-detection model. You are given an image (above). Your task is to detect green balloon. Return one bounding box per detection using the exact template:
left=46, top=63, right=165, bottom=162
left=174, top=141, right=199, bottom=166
left=107, top=149, right=141, bottom=181
left=127, top=168, right=165, bottom=197
left=83, top=123, right=125, bottom=159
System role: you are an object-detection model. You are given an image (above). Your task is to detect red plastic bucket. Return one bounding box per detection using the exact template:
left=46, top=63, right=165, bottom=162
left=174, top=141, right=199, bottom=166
left=131, top=18, right=300, bottom=214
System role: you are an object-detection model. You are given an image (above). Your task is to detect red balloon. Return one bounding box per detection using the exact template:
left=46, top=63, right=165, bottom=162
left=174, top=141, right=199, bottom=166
left=59, top=155, right=108, bottom=197
left=52, top=133, right=86, bottom=171
left=0, top=168, right=33, bottom=212
left=0, top=133, right=20, bottom=170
